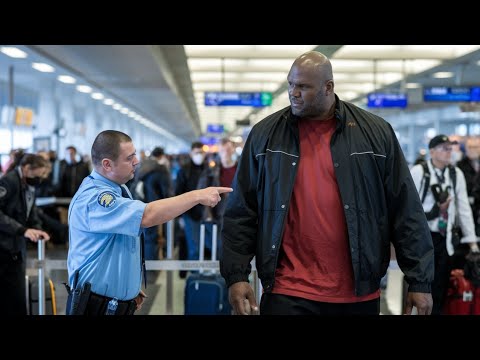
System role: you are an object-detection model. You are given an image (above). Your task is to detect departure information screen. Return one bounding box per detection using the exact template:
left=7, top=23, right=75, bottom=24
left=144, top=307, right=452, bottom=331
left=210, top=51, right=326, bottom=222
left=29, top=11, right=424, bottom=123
left=423, top=87, right=471, bottom=101
left=205, top=92, right=272, bottom=107
left=367, top=93, right=408, bottom=108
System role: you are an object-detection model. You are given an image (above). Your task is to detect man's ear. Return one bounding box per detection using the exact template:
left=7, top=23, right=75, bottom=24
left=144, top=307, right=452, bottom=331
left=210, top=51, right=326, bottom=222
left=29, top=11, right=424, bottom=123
left=101, top=158, right=112, bottom=171
left=326, top=80, right=334, bottom=95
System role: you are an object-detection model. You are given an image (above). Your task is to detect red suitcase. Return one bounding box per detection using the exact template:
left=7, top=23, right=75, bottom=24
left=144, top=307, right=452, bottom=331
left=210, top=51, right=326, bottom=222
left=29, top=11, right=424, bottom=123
left=443, top=269, right=474, bottom=315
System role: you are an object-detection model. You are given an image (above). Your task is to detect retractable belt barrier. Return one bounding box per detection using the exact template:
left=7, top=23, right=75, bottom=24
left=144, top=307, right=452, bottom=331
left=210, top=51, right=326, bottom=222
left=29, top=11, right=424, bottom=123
left=28, top=220, right=261, bottom=315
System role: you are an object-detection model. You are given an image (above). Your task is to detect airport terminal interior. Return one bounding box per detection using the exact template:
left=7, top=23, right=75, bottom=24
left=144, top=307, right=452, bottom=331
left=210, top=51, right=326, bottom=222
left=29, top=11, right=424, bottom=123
left=2, top=45, right=480, bottom=315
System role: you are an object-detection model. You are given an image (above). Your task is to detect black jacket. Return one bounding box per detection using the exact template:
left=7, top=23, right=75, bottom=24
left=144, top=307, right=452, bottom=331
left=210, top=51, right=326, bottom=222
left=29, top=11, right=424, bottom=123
left=137, top=159, right=173, bottom=202
left=0, top=169, right=42, bottom=257
left=220, top=96, right=434, bottom=296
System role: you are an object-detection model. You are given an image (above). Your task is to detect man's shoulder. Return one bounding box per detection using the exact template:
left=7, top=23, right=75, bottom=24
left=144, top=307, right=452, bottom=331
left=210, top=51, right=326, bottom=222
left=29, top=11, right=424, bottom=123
left=75, top=178, right=116, bottom=204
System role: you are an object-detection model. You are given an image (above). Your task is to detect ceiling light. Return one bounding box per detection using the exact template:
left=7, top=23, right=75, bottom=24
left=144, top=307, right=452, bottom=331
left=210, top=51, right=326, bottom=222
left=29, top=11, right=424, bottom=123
left=91, top=92, right=104, bottom=100
left=406, top=83, right=421, bottom=89
left=432, top=72, right=454, bottom=78
left=103, top=99, right=114, bottom=106
left=112, top=104, right=122, bottom=110
left=32, top=62, right=55, bottom=73
left=76, top=85, right=92, bottom=93
left=57, top=75, right=76, bottom=84
left=0, top=47, right=27, bottom=58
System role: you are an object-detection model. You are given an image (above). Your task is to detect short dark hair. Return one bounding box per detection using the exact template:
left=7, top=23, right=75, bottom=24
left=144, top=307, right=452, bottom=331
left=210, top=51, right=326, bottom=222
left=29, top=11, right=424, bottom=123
left=66, top=145, right=77, bottom=152
left=91, top=130, right=132, bottom=167
left=20, top=153, right=49, bottom=169
left=191, top=141, right=204, bottom=150
left=151, top=147, right=165, bottom=158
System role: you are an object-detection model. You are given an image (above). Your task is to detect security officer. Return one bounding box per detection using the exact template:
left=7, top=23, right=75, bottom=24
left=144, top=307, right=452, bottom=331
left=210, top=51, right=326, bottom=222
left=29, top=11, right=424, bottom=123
left=67, top=130, right=232, bottom=315
left=0, top=153, right=51, bottom=316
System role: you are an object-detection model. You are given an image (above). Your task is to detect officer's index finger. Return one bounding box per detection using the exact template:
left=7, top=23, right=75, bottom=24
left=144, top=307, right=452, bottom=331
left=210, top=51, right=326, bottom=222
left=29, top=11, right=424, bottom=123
left=216, top=187, right=233, bottom=194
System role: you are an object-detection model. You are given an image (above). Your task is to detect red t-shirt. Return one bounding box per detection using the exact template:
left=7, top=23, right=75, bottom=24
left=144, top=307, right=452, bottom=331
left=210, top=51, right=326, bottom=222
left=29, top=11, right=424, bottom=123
left=272, top=117, right=379, bottom=303
left=220, top=164, right=237, bottom=187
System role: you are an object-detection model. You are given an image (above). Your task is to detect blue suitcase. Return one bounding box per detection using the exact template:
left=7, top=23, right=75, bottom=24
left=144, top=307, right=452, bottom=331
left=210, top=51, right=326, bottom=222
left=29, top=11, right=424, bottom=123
left=184, top=222, right=232, bottom=315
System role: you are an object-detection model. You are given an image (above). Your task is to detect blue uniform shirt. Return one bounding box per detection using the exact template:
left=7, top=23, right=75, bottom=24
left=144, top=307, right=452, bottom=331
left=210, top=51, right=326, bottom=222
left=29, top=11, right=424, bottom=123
left=67, top=170, right=147, bottom=300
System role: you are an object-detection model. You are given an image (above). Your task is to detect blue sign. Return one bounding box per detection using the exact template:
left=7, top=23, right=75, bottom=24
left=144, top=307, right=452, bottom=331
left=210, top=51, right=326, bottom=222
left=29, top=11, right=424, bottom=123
left=204, top=92, right=272, bottom=107
left=471, top=87, right=480, bottom=101
left=199, top=136, right=218, bottom=146
left=206, top=124, right=224, bottom=133
left=424, top=87, right=471, bottom=102
left=367, top=93, right=407, bottom=108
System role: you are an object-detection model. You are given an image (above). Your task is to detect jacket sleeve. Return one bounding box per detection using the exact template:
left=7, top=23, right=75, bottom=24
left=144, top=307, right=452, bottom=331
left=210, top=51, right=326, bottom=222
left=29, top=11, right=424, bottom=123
left=28, top=202, right=43, bottom=230
left=220, top=134, right=258, bottom=287
left=455, top=167, right=477, bottom=244
left=384, top=125, right=434, bottom=293
left=0, top=177, right=27, bottom=237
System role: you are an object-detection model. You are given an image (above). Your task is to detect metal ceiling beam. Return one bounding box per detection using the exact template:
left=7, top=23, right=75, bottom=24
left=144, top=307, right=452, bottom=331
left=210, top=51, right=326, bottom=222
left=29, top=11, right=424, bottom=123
left=150, top=45, right=201, bottom=137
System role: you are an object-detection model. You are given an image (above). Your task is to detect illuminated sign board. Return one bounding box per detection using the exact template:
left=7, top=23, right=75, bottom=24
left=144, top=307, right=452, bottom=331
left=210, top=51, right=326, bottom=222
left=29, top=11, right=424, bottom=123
left=367, top=93, right=407, bottom=108
left=205, top=92, right=272, bottom=107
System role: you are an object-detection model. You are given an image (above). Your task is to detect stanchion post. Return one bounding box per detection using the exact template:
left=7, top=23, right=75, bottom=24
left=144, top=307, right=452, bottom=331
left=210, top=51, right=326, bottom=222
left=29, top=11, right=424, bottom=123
left=37, top=239, right=46, bottom=315
left=165, top=220, right=175, bottom=315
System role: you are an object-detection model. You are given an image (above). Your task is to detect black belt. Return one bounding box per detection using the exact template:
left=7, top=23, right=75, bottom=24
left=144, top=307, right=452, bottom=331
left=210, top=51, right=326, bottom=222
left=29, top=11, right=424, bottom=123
left=86, top=292, right=137, bottom=316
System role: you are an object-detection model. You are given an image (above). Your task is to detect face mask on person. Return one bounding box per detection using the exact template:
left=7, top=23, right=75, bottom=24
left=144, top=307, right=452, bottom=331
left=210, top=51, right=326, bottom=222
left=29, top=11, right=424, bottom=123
left=25, top=177, right=43, bottom=187
left=192, top=154, right=205, bottom=165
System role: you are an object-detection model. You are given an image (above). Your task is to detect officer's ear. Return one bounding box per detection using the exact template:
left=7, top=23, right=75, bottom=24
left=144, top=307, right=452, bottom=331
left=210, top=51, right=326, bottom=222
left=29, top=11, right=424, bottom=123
left=101, top=158, right=113, bottom=171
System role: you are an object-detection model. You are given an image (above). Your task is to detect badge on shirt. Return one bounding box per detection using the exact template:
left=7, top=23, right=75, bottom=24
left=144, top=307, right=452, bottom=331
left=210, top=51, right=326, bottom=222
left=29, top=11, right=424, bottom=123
left=0, top=186, right=6, bottom=199
left=97, top=191, right=117, bottom=208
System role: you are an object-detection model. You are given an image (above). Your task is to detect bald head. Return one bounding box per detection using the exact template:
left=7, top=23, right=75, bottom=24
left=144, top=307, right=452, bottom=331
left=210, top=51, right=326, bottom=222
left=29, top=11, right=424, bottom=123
left=287, top=51, right=335, bottom=119
left=292, top=51, right=333, bottom=80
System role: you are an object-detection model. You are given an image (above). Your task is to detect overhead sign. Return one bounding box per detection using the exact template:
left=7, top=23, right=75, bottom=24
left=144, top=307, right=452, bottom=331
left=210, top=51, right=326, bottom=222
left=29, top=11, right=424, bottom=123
left=471, top=87, right=480, bottom=101
left=367, top=93, right=407, bottom=108
left=14, top=107, right=34, bottom=126
left=423, top=87, right=471, bottom=102
left=205, top=92, right=272, bottom=107
left=206, top=124, right=224, bottom=133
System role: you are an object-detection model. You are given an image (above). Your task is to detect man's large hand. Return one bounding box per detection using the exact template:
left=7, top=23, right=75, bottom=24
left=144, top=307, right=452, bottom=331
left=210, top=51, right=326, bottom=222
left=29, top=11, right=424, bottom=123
left=229, top=282, right=259, bottom=315
left=404, top=292, right=433, bottom=315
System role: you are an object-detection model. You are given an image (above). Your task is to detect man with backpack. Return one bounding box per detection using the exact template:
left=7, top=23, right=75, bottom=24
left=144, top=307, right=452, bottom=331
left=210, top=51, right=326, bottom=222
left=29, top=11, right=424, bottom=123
left=410, top=134, right=479, bottom=314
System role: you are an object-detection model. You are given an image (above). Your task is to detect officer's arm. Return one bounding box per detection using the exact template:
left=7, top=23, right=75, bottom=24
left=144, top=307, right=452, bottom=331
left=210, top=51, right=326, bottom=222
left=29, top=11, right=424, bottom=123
left=141, top=187, right=232, bottom=227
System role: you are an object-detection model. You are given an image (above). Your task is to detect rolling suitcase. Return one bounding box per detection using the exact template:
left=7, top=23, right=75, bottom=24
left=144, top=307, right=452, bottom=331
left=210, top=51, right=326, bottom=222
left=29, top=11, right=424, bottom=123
left=25, top=275, right=57, bottom=315
left=184, top=222, right=231, bottom=315
left=443, top=269, right=473, bottom=315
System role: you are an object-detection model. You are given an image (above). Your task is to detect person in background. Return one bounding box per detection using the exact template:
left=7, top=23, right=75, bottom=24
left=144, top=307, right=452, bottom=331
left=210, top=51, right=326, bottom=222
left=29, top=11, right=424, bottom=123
left=410, top=134, right=478, bottom=315
left=0, top=153, right=51, bottom=316
left=456, top=136, right=480, bottom=236
left=67, top=130, right=231, bottom=315
left=57, top=146, right=91, bottom=198
left=175, top=142, right=208, bottom=261
left=197, top=137, right=238, bottom=259
left=220, top=51, right=434, bottom=315
left=135, top=146, right=173, bottom=261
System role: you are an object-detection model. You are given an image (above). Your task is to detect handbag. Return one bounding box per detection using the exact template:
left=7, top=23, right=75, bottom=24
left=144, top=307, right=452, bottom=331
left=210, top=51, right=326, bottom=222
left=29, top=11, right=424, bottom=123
left=451, top=224, right=462, bottom=250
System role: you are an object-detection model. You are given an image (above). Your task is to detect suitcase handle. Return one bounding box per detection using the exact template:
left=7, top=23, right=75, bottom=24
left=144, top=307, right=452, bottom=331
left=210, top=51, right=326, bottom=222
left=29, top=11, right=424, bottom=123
left=199, top=222, right=218, bottom=274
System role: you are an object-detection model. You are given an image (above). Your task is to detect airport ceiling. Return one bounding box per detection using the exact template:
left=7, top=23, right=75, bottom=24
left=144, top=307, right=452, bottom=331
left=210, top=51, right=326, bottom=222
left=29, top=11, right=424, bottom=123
left=1, top=45, right=480, bottom=143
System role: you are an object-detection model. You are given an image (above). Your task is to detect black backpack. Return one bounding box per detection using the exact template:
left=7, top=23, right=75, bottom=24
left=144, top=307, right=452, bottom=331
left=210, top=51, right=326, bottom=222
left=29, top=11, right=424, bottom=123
left=419, top=161, right=456, bottom=204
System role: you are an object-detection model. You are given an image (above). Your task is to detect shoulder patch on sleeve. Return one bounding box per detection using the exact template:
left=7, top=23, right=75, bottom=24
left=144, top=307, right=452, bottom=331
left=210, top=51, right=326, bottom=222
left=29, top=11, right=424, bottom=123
left=97, top=191, right=117, bottom=208
left=0, top=186, right=7, bottom=199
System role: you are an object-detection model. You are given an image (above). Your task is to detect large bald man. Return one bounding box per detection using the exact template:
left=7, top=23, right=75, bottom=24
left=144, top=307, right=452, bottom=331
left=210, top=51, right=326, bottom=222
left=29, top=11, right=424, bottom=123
left=220, top=51, right=434, bottom=315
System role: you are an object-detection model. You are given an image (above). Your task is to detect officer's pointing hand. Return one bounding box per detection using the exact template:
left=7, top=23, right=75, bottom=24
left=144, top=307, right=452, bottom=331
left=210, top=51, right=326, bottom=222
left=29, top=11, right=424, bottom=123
left=198, top=187, right=233, bottom=207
